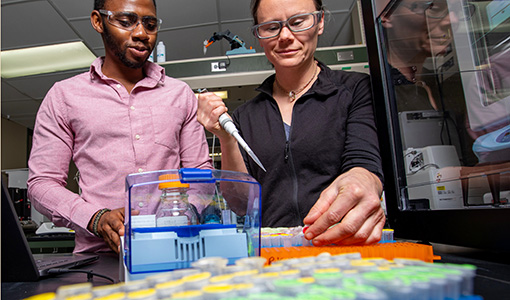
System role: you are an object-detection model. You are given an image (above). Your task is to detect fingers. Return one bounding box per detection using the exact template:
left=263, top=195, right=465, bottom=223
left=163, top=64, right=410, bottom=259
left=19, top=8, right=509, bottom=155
left=303, top=186, right=340, bottom=226
left=312, top=205, right=385, bottom=246
left=303, top=168, right=384, bottom=246
left=102, top=226, right=120, bottom=254
left=361, top=212, right=386, bottom=245
left=98, top=208, right=125, bottom=253
left=197, top=92, right=229, bottom=136
left=304, top=185, right=361, bottom=243
left=339, top=210, right=385, bottom=246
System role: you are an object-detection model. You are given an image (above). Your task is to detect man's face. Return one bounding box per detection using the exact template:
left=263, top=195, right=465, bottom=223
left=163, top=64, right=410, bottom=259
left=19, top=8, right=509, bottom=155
left=101, top=0, right=158, bottom=69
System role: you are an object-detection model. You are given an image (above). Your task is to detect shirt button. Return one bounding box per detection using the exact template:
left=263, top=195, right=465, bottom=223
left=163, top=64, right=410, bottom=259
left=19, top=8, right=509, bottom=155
left=116, top=84, right=121, bottom=89
left=130, top=106, right=135, bottom=110
left=138, top=168, right=143, bottom=173
left=135, top=134, right=141, bottom=140
left=138, top=202, right=144, bottom=208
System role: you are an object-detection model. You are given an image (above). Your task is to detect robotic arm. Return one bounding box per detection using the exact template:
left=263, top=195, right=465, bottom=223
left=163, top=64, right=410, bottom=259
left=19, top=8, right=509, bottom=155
left=203, top=30, right=256, bottom=56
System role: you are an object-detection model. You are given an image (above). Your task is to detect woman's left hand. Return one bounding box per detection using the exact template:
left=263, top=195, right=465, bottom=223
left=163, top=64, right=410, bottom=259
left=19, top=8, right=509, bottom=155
left=302, top=167, right=386, bottom=246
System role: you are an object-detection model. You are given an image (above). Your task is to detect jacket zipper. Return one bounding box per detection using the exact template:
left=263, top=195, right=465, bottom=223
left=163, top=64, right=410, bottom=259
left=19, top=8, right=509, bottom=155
left=284, top=141, right=290, bottom=161
left=285, top=122, right=300, bottom=224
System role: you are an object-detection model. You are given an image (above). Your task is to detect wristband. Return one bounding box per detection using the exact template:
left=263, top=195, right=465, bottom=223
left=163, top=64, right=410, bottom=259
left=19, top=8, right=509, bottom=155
left=92, top=208, right=111, bottom=238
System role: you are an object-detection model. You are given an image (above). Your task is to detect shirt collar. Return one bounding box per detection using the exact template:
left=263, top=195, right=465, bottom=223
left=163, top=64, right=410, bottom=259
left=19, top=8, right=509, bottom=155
left=89, top=57, right=166, bottom=87
left=256, top=60, right=338, bottom=100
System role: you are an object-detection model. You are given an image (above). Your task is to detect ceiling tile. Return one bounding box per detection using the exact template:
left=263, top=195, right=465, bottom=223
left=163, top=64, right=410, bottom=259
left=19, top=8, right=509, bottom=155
left=1, top=82, right=34, bottom=102
left=5, top=70, right=86, bottom=100
left=7, top=117, right=38, bottom=130
left=157, top=0, right=219, bottom=28
left=218, top=0, right=253, bottom=21
left=70, top=19, right=104, bottom=54
left=1, top=1, right=81, bottom=50
left=2, top=99, right=41, bottom=118
left=323, top=0, right=356, bottom=11
left=52, top=0, right=93, bottom=19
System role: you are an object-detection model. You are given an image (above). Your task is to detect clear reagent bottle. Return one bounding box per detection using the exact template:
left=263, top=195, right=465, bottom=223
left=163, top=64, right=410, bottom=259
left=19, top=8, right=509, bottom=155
left=156, top=174, right=198, bottom=227
left=156, top=41, right=166, bottom=63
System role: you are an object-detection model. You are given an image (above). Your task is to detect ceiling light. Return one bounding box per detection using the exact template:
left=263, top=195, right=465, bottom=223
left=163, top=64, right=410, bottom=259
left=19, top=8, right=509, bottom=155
left=194, top=90, right=228, bottom=99
left=1, top=41, right=96, bottom=78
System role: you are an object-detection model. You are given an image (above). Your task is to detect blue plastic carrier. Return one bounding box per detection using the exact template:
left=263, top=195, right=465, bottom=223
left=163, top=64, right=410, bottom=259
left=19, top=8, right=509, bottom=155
left=123, top=168, right=261, bottom=277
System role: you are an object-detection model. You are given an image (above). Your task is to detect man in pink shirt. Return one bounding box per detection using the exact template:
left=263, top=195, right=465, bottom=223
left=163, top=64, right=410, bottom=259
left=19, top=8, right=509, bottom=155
left=27, top=0, right=212, bottom=253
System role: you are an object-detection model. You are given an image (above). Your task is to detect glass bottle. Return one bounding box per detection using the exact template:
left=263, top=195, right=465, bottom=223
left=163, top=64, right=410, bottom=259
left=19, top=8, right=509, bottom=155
left=156, top=174, right=198, bottom=227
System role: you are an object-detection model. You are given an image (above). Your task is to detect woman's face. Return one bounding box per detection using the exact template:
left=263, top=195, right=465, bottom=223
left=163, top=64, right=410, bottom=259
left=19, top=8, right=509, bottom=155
left=255, top=0, right=324, bottom=70
left=384, top=0, right=429, bottom=60
left=422, top=8, right=459, bottom=56
left=385, top=0, right=458, bottom=59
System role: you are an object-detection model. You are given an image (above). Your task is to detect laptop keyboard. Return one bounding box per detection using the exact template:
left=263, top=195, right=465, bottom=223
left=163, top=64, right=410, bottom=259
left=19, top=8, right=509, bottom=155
left=36, top=258, right=70, bottom=268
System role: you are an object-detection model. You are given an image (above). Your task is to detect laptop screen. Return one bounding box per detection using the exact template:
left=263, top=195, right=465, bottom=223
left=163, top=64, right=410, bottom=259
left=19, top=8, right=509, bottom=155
left=1, top=180, right=99, bottom=282
left=1, top=179, right=40, bottom=281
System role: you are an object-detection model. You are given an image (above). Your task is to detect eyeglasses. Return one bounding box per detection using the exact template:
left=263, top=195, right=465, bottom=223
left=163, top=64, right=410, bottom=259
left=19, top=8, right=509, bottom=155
left=99, top=10, right=162, bottom=34
left=402, top=1, right=475, bottom=20
left=252, top=11, right=323, bottom=39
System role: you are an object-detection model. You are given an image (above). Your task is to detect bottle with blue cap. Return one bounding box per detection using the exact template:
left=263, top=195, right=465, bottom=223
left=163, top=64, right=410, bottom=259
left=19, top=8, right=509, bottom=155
left=156, top=41, right=166, bottom=63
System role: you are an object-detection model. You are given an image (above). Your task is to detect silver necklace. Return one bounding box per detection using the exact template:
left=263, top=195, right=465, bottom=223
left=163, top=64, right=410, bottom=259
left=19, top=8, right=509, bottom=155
left=275, top=62, right=319, bottom=102
left=397, top=65, right=417, bottom=83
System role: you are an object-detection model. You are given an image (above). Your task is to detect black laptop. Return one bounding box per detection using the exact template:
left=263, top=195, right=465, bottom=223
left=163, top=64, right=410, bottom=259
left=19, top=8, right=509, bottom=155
left=1, top=180, right=99, bottom=282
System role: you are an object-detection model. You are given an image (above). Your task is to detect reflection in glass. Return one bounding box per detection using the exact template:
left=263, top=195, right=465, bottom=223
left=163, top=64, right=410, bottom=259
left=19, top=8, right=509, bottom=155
left=378, top=0, right=510, bottom=210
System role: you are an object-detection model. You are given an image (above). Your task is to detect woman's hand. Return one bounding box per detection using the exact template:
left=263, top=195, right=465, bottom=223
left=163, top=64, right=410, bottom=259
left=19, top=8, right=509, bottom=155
left=303, top=167, right=386, bottom=246
left=196, top=92, right=230, bottom=139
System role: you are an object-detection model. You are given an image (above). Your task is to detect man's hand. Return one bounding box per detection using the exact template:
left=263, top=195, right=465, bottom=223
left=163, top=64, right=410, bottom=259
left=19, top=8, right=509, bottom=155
left=303, top=167, right=385, bottom=246
left=95, top=208, right=125, bottom=253
left=88, top=208, right=138, bottom=253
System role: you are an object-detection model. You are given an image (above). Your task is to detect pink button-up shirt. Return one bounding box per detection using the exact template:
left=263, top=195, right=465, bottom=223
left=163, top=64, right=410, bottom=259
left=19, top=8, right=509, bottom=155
left=28, top=57, right=212, bottom=252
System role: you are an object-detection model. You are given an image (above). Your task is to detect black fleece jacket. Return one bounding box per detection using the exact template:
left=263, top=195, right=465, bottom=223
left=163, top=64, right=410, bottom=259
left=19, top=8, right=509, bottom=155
left=232, top=60, right=383, bottom=227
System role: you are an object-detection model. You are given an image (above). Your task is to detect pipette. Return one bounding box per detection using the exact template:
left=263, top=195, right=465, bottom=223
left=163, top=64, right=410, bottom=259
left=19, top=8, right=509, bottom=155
left=197, top=89, right=267, bottom=172
left=218, top=113, right=266, bottom=172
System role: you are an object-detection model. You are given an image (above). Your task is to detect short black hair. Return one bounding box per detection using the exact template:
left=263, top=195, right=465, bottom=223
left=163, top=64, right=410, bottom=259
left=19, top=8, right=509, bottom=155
left=94, top=0, right=157, bottom=11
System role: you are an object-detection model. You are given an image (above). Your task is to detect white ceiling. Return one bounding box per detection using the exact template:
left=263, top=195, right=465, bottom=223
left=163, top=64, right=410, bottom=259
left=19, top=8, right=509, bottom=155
left=1, top=0, right=360, bottom=130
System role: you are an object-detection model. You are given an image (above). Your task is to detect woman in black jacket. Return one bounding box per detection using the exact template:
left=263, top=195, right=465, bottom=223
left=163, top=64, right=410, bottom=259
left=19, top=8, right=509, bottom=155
left=197, top=0, right=385, bottom=247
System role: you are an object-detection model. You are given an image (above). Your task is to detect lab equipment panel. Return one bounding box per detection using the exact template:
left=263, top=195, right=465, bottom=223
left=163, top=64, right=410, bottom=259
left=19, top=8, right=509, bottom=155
left=362, top=0, right=510, bottom=250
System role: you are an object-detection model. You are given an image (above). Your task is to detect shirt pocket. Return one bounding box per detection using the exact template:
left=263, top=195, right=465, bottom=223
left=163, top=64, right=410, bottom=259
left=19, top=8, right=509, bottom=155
left=150, top=106, right=187, bottom=149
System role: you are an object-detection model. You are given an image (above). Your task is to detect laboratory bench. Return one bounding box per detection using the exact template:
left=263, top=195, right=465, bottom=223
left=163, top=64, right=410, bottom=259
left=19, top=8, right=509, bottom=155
left=2, top=252, right=119, bottom=300
left=2, top=245, right=510, bottom=300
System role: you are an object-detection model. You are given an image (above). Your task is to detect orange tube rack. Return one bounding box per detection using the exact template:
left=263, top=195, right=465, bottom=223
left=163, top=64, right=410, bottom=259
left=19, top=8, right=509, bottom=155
left=261, top=242, right=441, bottom=265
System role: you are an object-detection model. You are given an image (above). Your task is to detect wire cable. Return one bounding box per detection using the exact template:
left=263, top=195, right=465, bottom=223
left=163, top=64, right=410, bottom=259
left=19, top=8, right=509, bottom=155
left=408, top=163, right=440, bottom=175
left=47, top=268, right=116, bottom=283
left=225, top=54, right=231, bottom=67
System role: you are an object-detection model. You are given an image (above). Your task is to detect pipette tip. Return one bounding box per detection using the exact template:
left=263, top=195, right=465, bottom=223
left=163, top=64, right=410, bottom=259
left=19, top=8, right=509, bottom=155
left=248, top=150, right=267, bottom=172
